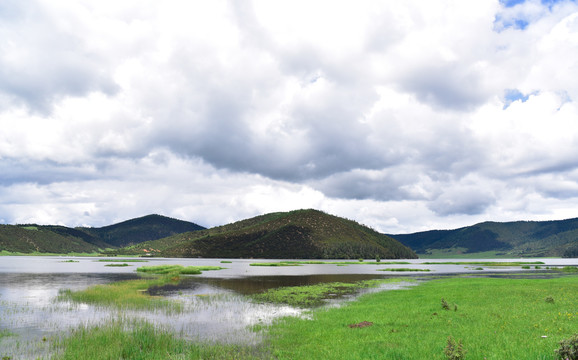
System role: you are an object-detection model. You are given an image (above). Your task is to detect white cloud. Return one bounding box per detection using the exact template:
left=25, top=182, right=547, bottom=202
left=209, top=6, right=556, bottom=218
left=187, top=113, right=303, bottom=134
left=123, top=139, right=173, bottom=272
left=2, top=0, right=578, bottom=233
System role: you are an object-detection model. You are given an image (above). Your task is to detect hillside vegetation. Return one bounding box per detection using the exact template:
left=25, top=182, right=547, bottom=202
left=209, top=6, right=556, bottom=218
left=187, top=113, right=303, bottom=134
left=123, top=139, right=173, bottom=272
left=0, top=225, right=106, bottom=254
left=0, top=214, right=204, bottom=254
left=79, top=214, right=205, bottom=247
left=391, top=217, right=578, bottom=257
left=121, top=209, right=418, bottom=259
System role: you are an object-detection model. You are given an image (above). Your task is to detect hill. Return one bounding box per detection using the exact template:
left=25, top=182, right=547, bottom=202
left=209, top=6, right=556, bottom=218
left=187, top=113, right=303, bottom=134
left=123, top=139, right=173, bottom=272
left=390, top=217, right=578, bottom=257
left=0, top=214, right=205, bottom=254
left=79, top=214, right=205, bottom=248
left=120, top=209, right=418, bottom=259
left=0, top=224, right=107, bottom=254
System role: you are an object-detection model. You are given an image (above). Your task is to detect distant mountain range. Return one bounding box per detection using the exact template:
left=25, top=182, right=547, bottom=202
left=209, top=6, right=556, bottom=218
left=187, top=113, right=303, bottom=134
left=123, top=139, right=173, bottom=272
left=1, top=211, right=577, bottom=258
left=390, top=218, right=578, bottom=258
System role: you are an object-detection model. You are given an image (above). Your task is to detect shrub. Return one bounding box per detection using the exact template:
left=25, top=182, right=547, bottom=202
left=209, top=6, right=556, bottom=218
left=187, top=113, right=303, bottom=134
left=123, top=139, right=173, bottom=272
left=441, top=298, right=450, bottom=311
left=444, top=336, right=466, bottom=360
left=555, top=334, right=578, bottom=360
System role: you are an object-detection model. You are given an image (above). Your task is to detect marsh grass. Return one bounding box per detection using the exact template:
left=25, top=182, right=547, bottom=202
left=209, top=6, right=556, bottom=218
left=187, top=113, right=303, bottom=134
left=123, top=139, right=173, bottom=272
left=250, top=263, right=302, bottom=267
left=252, top=279, right=400, bottom=307
left=58, top=276, right=183, bottom=311
left=104, top=263, right=131, bottom=267
left=281, top=260, right=411, bottom=265
left=59, top=265, right=224, bottom=310
left=52, top=319, right=264, bottom=360
left=266, top=275, right=578, bottom=359
left=422, top=261, right=544, bottom=266
left=136, top=264, right=224, bottom=275
left=377, top=268, right=431, bottom=272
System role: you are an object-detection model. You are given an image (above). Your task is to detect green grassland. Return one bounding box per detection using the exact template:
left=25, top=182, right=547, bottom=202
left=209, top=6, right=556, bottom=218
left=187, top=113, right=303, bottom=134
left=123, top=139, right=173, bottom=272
left=51, top=273, right=578, bottom=359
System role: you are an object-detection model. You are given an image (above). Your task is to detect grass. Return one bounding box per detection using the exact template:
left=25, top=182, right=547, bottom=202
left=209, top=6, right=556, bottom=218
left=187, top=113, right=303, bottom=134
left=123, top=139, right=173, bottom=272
left=105, top=263, right=131, bottom=267
left=250, top=262, right=302, bottom=267
left=377, top=268, right=431, bottom=272
left=136, top=264, right=224, bottom=275
left=52, top=319, right=263, bottom=360
left=252, top=280, right=400, bottom=307
left=266, top=275, right=578, bottom=359
left=58, top=276, right=183, bottom=311
left=220, top=260, right=233, bottom=263
left=0, top=251, right=103, bottom=256
left=422, top=261, right=545, bottom=266
left=254, top=261, right=412, bottom=266
left=50, top=274, right=578, bottom=359
left=59, top=265, right=225, bottom=310
left=60, top=259, right=79, bottom=263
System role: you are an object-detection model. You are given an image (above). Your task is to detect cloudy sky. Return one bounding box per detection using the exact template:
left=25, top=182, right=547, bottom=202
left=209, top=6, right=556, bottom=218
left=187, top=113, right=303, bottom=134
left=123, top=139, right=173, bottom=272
left=1, top=0, right=578, bottom=233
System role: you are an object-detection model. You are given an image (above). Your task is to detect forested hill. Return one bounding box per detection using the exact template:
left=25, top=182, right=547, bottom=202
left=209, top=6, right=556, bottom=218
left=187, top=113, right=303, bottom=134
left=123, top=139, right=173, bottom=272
left=79, top=214, right=205, bottom=247
left=0, top=214, right=205, bottom=254
left=121, top=209, right=418, bottom=259
left=390, top=217, right=578, bottom=257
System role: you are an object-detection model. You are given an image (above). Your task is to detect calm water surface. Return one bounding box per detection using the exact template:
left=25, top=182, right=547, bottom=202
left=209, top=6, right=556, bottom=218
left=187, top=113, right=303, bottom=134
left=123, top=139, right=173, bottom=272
left=1, top=256, right=576, bottom=359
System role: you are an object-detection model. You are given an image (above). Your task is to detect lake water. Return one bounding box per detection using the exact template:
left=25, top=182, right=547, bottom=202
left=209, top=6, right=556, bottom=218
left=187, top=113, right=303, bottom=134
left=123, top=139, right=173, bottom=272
left=1, top=256, right=577, bottom=359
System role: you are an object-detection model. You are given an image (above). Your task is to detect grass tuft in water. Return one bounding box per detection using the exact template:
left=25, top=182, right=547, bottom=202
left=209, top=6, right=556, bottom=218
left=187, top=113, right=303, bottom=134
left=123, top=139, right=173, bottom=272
left=58, top=276, right=182, bottom=311
left=136, top=264, right=224, bottom=275
left=253, top=279, right=401, bottom=307
left=377, top=268, right=431, bottom=272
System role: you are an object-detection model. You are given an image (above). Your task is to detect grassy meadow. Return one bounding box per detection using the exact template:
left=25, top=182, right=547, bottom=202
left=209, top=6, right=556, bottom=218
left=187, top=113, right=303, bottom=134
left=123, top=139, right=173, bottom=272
left=48, top=271, right=578, bottom=359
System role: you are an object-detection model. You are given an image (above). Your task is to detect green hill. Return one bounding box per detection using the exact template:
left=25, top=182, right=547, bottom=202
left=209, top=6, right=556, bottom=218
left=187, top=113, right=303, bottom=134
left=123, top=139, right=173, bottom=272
left=79, top=214, right=205, bottom=248
left=0, top=224, right=107, bottom=254
left=0, top=214, right=205, bottom=254
left=121, top=209, right=418, bottom=259
left=390, top=217, right=578, bottom=257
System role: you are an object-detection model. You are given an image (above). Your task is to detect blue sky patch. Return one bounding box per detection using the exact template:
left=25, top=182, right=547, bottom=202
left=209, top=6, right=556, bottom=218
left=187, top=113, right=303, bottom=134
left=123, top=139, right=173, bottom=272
left=500, top=0, right=526, bottom=7
left=503, top=89, right=531, bottom=109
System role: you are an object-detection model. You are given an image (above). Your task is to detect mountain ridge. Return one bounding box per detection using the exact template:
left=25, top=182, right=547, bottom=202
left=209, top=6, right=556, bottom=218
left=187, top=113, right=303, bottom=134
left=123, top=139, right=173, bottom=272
left=390, top=217, right=578, bottom=257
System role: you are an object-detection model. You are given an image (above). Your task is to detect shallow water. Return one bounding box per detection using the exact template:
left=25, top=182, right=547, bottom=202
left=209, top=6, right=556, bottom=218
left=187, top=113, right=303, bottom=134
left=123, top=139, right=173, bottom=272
left=0, top=256, right=576, bottom=359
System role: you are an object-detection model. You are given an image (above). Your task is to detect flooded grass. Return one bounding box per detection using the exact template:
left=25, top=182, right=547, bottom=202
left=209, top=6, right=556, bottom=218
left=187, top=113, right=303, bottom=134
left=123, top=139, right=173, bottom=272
left=377, top=268, right=431, bottom=272
left=422, top=261, right=545, bottom=266
left=136, top=264, right=225, bottom=275
left=104, top=263, right=131, bottom=267
left=250, top=263, right=302, bottom=267
left=58, top=276, right=184, bottom=312
left=281, top=260, right=412, bottom=265
left=252, top=279, right=404, bottom=307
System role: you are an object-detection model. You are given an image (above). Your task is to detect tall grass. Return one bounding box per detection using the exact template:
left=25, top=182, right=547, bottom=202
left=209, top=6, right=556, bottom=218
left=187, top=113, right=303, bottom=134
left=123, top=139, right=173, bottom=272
left=52, top=319, right=264, bottom=360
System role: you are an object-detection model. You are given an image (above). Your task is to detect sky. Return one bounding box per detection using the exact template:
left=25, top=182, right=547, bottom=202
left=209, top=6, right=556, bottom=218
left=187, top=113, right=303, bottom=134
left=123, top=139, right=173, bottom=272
left=1, top=0, right=578, bottom=234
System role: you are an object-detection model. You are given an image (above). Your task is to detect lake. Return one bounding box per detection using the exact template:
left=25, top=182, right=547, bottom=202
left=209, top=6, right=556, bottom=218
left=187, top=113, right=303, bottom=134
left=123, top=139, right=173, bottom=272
left=1, top=256, right=576, bottom=359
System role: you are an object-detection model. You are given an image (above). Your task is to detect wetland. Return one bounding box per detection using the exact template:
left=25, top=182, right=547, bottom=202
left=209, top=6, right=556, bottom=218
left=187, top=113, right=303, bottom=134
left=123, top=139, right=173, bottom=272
left=1, top=256, right=577, bottom=359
